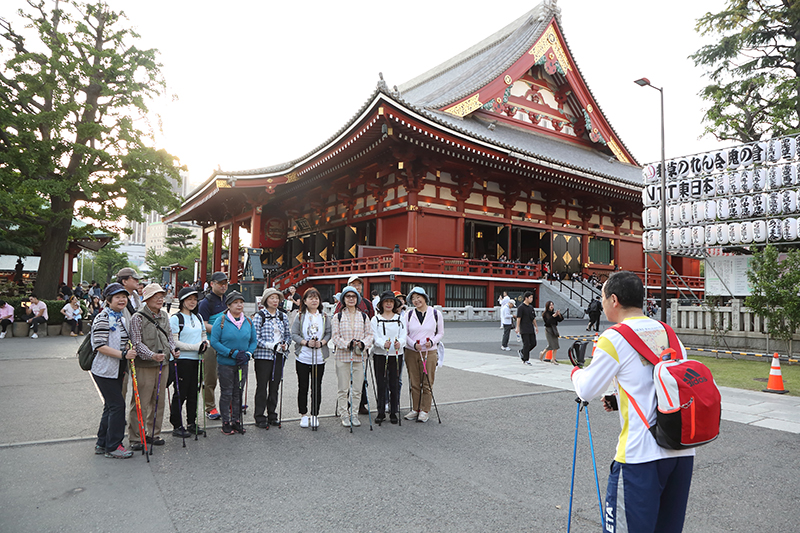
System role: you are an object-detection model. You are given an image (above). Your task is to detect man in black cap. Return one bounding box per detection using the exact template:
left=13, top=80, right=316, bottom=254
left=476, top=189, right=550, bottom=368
left=197, top=271, right=229, bottom=420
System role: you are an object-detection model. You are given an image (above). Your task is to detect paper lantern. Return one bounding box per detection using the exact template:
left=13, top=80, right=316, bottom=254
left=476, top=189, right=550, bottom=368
left=752, top=193, right=767, bottom=217
left=782, top=164, right=797, bottom=187
left=676, top=158, right=690, bottom=177
left=680, top=227, right=691, bottom=248
left=741, top=221, right=753, bottom=243
left=754, top=142, right=768, bottom=164
left=781, top=218, right=797, bottom=241
left=705, top=225, right=718, bottom=246
left=728, top=197, right=741, bottom=220
left=668, top=229, right=681, bottom=249
left=767, top=166, right=781, bottom=190
left=702, top=154, right=715, bottom=173
left=716, top=173, right=730, bottom=196
left=740, top=145, right=754, bottom=167
left=768, top=139, right=782, bottom=162
left=705, top=199, right=717, bottom=220
left=768, top=219, right=782, bottom=241
left=691, top=226, right=705, bottom=247
left=768, top=192, right=782, bottom=216
left=728, top=147, right=741, bottom=168
left=642, top=164, right=658, bottom=183
left=728, top=172, right=740, bottom=194
left=680, top=202, right=693, bottom=223
left=668, top=204, right=680, bottom=226
left=781, top=137, right=796, bottom=161
left=713, top=150, right=728, bottom=170
left=728, top=222, right=742, bottom=244
left=753, top=220, right=767, bottom=242
left=690, top=157, right=703, bottom=176
left=782, top=189, right=798, bottom=214
left=740, top=170, right=753, bottom=193
left=752, top=168, right=766, bottom=192
left=716, top=224, right=730, bottom=245
left=692, top=201, right=706, bottom=223
left=739, top=195, right=753, bottom=218
left=716, top=198, right=730, bottom=219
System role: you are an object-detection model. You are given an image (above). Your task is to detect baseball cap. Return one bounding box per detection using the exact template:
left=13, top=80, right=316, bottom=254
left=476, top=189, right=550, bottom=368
left=210, top=271, right=228, bottom=283
left=347, top=275, right=362, bottom=285
left=116, top=267, right=140, bottom=280
left=104, top=283, right=130, bottom=300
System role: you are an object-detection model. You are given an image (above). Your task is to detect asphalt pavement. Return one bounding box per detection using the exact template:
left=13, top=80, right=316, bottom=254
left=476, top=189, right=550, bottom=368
left=0, top=319, right=798, bottom=532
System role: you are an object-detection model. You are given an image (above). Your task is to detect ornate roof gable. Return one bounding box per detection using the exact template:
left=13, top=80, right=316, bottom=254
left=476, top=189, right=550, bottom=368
left=439, top=19, right=634, bottom=165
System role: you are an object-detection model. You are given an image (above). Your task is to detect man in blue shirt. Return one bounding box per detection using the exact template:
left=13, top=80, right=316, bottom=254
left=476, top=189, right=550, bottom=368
left=197, top=271, right=229, bottom=420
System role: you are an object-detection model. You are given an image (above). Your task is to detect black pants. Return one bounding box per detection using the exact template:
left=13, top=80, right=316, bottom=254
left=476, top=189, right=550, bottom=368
left=588, top=313, right=601, bottom=332
left=27, top=316, right=46, bottom=333
left=296, top=360, right=325, bottom=416
left=93, top=369, right=126, bottom=452
left=170, top=359, right=200, bottom=428
left=373, top=354, right=400, bottom=416
left=254, top=358, right=283, bottom=423
left=0, top=319, right=11, bottom=332
left=65, top=318, right=83, bottom=334
left=520, top=333, right=537, bottom=361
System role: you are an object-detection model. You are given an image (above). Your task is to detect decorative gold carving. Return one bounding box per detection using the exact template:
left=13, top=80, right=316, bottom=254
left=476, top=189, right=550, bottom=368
left=527, top=23, right=572, bottom=72
left=443, top=94, right=483, bottom=117
left=607, top=140, right=631, bottom=164
left=504, top=75, right=513, bottom=85
left=216, top=179, right=230, bottom=189
left=586, top=104, right=593, bottom=113
left=286, top=171, right=299, bottom=183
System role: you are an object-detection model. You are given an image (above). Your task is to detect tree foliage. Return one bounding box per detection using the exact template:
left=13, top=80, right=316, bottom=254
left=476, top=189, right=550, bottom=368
left=691, top=0, right=800, bottom=142
left=164, top=226, right=195, bottom=249
left=144, top=227, right=203, bottom=285
left=0, top=1, right=184, bottom=298
left=745, top=244, right=800, bottom=349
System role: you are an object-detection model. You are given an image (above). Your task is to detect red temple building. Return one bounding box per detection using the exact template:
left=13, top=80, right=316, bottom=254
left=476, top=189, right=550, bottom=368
left=166, top=2, right=700, bottom=306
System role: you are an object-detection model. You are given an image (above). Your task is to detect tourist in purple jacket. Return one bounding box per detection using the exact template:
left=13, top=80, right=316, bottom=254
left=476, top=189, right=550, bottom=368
left=401, top=287, right=444, bottom=423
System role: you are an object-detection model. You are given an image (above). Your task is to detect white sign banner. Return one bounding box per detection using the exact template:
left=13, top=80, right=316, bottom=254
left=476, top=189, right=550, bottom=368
left=705, top=255, right=752, bottom=296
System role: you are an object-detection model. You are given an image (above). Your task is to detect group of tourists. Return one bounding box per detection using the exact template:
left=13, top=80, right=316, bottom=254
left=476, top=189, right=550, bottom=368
left=89, top=269, right=445, bottom=459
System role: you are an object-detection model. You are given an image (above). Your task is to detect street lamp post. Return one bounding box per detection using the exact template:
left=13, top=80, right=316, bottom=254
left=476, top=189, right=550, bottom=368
left=634, top=78, right=668, bottom=323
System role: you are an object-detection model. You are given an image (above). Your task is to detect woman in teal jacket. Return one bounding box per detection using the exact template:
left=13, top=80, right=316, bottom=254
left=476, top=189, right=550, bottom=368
left=210, top=291, right=257, bottom=435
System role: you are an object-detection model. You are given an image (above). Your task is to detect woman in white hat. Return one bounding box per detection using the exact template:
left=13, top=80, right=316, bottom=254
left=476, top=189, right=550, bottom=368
left=290, top=287, right=331, bottom=428
left=252, top=287, right=292, bottom=429
left=401, top=287, right=444, bottom=423
left=371, top=291, right=406, bottom=424
left=331, top=286, right=373, bottom=428
left=168, top=287, right=209, bottom=438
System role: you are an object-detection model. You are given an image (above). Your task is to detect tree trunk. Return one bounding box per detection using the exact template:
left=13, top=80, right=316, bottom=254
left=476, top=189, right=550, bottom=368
left=34, top=199, right=74, bottom=298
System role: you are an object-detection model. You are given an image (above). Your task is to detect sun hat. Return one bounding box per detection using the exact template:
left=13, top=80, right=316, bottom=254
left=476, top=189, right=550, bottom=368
left=339, top=286, right=361, bottom=306
left=377, top=290, right=400, bottom=312
left=178, top=287, right=198, bottom=302
left=141, top=283, right=166, bottom=301
left=407, top=286, right=429, bottom=303
left=260, top=287, right=285, bottom=306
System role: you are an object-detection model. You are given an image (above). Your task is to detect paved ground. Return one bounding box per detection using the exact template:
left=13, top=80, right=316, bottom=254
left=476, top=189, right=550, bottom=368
left=0, top=320, right=798, bottom=532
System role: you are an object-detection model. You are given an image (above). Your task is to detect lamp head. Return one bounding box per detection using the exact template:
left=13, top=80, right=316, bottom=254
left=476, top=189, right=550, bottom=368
left=634, top=78, right=651, bottom=87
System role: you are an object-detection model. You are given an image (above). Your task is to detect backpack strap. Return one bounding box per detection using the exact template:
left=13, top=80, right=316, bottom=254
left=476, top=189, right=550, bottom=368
left=177, top=313, right=184, bottom=334
left=611, top=321, right=680, bottom=366
left=134, top=310, right=171, bottom=343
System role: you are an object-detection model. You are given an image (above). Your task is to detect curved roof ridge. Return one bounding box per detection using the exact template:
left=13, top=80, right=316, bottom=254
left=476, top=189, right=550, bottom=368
left=398, top=4, right=548, bottom=95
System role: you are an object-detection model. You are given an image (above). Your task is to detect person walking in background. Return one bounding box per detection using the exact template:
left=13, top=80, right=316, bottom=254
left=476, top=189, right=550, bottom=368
left=587, top=295, right=603, bottom=332
left=331, top=287, right=373, bottom=428
left=252, top=288, right=291, bottom=429
left=128, top=283, right=178, bottom=451
left=371, top=291, right=406, bottom=424
left=61, top=295, right=85, bottom=336
left=197, top=271, right=229, bottom=421
left=169, top=287, right=208, bottom=438
left=500, top=298, right=515, bottom=351
left=91, top=283, right=138, bottom=459
left=540, top=301, right=563, bottom=364
left=0, top=299, right=14, bottom=339
left=515, top=291, right=538, bottom=364
left=401, top=287, right=443, bottom=423
left=209, top=291, right=257, bottom=435
left=291, top=287, right=330, bottom=429
left=571, top=271, right=695, bottom=533
left=24, top=294, right=48, bottom=339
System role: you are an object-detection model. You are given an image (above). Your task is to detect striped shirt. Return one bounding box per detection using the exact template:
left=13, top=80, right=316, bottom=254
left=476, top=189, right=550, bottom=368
left=90, top=308, right=130, bottom=379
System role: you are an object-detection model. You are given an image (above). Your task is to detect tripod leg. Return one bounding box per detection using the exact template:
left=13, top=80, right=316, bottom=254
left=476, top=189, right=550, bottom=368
left=567, top=399, right=581, bottom=533
left=584, top=404, right=604, bottom=527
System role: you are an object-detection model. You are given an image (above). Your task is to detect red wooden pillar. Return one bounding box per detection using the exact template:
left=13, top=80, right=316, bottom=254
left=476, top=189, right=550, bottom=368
left=406, top=191, right=418, bottom=252
left=230, top=222, right=240, bottom=284
left=505, top=223, right=512, bottom=259
left=582, top=234, right=590, bottom=270
left=200, top=230, right=209, bottom=282
left=437, top=277, right=446, bottom=307
left=455, top=215, right=465, bottom=255
left=250, top=208, right=262, bottom=248
left=213, top=227, right=223, bottom=273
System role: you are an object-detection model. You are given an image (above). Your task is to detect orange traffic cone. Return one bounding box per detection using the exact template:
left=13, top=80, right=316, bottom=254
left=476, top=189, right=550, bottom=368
left=591, top=333, right=599, bottom=356
left=763, top=353, right=789, bottom=394
left=544, top=349, right=553, bottom=362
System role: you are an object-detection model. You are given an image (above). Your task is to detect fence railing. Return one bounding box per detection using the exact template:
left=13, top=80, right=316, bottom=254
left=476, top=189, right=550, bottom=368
left=671, top=299, right=800, bottom=338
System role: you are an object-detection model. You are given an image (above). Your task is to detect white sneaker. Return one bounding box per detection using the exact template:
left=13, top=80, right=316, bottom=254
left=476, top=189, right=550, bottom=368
left=351, top=416, right=361, bottom=427
left=341, top=415, right=351, bottom=427
left=418, top=411, right=429, bottom=423
left=300, top=416, right=309, bottom=428
left=404, top=410, right=418, bottom=421
left=310, top=416, right=319, bottom=428
left=0, top=331, right=6, bottom=339
left=31, top=333, right=38, bottom=339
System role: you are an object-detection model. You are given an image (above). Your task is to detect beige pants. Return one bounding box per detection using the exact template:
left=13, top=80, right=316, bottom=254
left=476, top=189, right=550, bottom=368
left=127, top=363, right=169, bottom=443
left=203, top=345, right=218, bottom=413
left=335, top=360, right=364, bottom=418
left=404, top=348, right=437, bottom=413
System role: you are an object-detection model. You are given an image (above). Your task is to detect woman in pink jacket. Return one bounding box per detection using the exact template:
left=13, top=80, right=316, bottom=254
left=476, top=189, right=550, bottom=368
left=401, top=287, right=444, bottom=423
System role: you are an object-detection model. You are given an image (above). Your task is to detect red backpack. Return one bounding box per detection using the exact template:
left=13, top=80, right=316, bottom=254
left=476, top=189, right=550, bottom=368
left=612, top=321, right=721, bottom=450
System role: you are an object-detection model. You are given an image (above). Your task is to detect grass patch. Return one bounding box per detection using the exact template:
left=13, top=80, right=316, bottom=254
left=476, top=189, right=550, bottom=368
left=691, top=355, right=800, bottom=397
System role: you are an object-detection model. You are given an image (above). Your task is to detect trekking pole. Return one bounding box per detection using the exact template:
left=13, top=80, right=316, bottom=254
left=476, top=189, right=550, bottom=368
left=129, top=359, right=149, bottom=462
left=199, top=359, right=206, bottom=438
left=567, top=399, right=580, bottom=533
left=311, top=342, right=318, bottom=431
left=583, top=401, right=604, bottom=526
left=150, top=359, right=164, bottom=455
left=277, top=349, right=285, bottom=428
left=173, top=360, right=186, bottom=447
left=237, top=364, right=246, bottom=434
left=364, top=353, right=373, bottom=431
left=422, top=338, right=441, bottom=424
left=242, top=368, right=249, bottom=415
left=395, top=338, right=401, bottom=427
